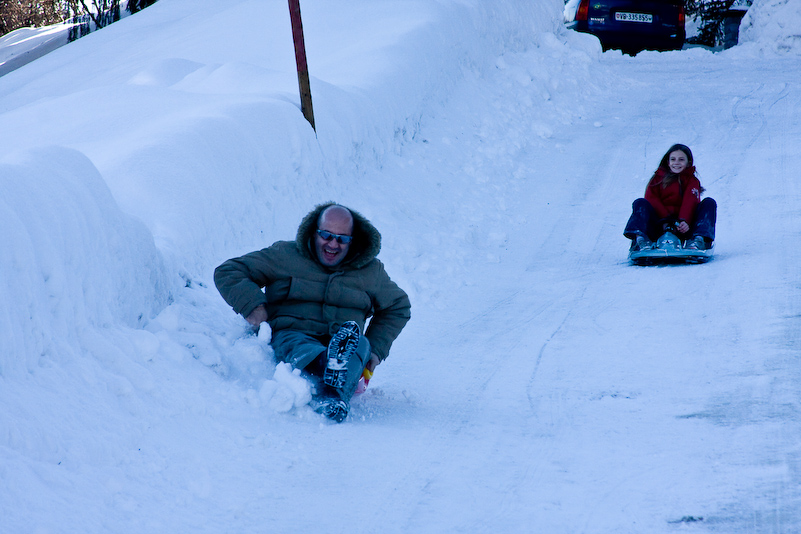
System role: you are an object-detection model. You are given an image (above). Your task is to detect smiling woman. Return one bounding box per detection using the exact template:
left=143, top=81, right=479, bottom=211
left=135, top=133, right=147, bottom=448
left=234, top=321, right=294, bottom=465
left=623, top=144, right=717, bottom=265
left=567, top=0, right=685, bottom=54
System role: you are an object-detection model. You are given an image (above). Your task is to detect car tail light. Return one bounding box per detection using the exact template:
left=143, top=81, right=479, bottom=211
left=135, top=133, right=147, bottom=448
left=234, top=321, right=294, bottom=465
left=576, top=0, right=590, bottom=21
left=678, top=5, right=685, bottom=26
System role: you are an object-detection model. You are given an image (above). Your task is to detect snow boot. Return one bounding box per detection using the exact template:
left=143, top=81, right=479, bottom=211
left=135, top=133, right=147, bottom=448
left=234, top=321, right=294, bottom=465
left=312, top=395, right=349, bottom=423
left=683, top=235, right=706, bottom=250
left=630, top=235, right=654, bottom=251
left=323, top=321, right=360, bottom=389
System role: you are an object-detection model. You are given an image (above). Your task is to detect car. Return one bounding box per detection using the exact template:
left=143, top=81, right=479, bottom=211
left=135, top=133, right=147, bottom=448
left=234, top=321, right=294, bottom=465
left=567, top=0, right=686, bottom=54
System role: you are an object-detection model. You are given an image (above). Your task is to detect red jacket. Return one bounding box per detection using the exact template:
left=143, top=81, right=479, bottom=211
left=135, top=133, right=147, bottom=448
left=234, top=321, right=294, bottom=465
left=644, top=167, right=702, bottom=223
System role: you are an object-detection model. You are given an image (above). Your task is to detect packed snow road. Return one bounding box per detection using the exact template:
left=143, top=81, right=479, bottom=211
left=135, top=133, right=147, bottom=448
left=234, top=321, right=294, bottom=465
left=360, top=49, right=801, bottom=533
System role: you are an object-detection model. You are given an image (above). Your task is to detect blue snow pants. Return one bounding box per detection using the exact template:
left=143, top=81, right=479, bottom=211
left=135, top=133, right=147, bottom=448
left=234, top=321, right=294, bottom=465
left=624, top=197, right=717, bottom=242
left=271, top=329, right=371, bottom=400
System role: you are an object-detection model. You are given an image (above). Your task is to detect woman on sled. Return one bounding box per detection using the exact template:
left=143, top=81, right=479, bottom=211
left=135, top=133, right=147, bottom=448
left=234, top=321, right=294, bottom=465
left=624, top=143, right=716, bottom=252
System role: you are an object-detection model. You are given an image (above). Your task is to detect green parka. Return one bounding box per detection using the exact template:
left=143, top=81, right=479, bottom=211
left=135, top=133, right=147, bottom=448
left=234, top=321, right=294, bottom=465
left=214, top=203, right=411, bottom=361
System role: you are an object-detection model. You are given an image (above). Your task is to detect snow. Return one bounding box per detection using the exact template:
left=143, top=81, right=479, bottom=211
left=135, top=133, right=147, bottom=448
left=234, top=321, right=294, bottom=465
left=0, top=0, right=144, bottom=77
left=738, top=0, right=801, bottom=55
left=0, top=24, right=69, bottom=77
left=1, top=0, right=800, bottom=532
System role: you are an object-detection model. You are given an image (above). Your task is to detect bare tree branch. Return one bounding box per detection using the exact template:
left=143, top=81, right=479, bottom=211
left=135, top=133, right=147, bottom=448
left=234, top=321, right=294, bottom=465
left=77, top=0, right=101, bottom=27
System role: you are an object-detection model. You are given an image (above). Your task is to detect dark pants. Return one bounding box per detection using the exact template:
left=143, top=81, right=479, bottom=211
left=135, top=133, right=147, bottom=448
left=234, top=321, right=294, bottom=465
left=624, top=197, right=716, bottom=242
left=271, top=329, right=371, bottom=401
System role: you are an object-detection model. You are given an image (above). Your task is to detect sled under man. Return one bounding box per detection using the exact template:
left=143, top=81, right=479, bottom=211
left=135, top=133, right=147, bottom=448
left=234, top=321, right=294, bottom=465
left=214, top=203, right=411, bottom=422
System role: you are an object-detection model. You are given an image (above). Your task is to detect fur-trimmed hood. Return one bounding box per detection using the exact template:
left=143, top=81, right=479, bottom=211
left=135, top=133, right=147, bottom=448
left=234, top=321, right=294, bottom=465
left=295, top=202, right=382, bottom=270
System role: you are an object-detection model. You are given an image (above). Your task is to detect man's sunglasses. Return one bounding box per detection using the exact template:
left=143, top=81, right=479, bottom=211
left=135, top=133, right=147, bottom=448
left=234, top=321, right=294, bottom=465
left=316, top=229, right=353, bottom=244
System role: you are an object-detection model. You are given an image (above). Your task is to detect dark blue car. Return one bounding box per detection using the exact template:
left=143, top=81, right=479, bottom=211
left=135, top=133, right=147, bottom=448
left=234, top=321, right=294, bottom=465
left=568, top=0, right=686, bottom=54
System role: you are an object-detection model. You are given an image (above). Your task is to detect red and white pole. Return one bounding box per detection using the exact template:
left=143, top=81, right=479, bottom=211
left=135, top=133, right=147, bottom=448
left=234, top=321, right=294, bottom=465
left=288, top=0, right=315, bottom=132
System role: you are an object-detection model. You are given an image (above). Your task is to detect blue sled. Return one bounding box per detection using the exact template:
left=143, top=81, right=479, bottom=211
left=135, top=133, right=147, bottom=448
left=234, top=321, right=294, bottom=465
left=629, top=238, right=714, bottom=266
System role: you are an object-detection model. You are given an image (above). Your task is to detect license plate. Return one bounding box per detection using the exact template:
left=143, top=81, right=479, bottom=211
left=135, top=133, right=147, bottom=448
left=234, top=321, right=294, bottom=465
left=615, top=12, right=653, bottom=23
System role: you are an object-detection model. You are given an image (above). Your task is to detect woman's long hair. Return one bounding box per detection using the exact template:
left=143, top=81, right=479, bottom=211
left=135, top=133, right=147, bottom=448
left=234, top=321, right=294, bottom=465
left=652, top=143, right=703, bottom=192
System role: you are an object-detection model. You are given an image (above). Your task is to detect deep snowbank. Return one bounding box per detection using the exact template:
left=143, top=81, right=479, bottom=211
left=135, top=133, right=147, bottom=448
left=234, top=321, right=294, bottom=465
left=738, top=0, right=801, bottom=55
left=0, top=147, right=170, bottom=376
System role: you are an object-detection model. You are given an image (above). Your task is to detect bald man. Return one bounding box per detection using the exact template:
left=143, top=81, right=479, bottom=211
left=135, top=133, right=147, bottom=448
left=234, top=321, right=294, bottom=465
left=214, top=203, right=411, bottom=422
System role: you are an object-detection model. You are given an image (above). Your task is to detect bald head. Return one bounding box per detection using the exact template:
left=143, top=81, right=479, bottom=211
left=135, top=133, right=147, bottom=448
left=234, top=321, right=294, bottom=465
left=318, top=205, right=354, bottom=233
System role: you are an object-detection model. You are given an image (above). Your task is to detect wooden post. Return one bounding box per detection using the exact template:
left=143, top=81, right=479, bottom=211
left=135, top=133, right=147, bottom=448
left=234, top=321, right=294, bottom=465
left=288, top=0, right=315, bottom=132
